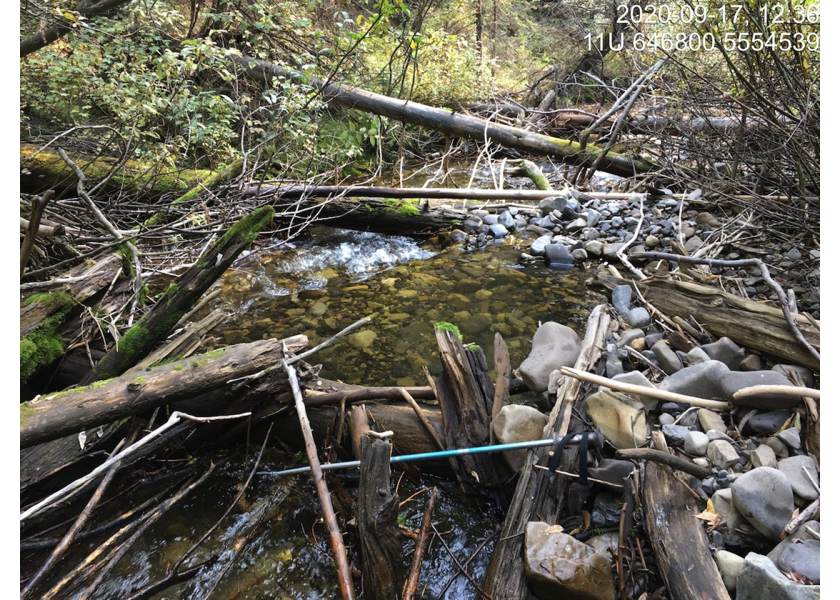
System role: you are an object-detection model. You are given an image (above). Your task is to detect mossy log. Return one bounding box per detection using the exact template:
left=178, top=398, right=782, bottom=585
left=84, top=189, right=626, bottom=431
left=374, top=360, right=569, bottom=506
left=20, top=144, right=214, bottom=196
left=20, top=253, right=122, bottom=384
left=20, top=336, right=307, bottom=448
left=596, top=274, right=820, bottom=371
left=82, top=206, right=275, bottom=383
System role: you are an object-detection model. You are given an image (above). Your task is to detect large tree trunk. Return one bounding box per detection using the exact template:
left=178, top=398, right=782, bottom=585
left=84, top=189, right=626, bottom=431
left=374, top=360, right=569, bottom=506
left=234, top=57, right=655, bottom=178
left=20, top=336, right=308, bottom=448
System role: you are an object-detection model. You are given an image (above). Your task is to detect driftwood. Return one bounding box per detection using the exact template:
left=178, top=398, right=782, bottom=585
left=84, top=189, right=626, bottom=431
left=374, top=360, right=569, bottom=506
left=20, top=336, right=307, bottom=448
left=403, top=487, right=437, bottom=600
left=358, top=436, right=404, bottom=600
left=434, top=327, right=510, bottom=500
left=82, top=206, right=275, bottom=383
left=596, top=274, right=820, bottom=371
left=642, top=461, right=730, bottom=600
left=20, top=190, right=54, bottom=279
left=482, top=304, right=611, bottom=599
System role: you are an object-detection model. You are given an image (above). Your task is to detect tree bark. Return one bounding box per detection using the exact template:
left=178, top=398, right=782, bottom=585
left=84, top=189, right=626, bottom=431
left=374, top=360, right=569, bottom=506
left=234, top=57, right=655, bottom=178
left=642, top=461, right=730, bottom=600
left=20, top=336, right=307, bottom=448
left=82, top=206, right=275, bottom=382
left=358, top=437, right=404, bottom=600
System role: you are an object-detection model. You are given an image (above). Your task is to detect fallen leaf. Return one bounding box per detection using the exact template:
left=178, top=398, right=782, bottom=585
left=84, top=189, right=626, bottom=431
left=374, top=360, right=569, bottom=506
left=694, top=499, right=721, bottom=530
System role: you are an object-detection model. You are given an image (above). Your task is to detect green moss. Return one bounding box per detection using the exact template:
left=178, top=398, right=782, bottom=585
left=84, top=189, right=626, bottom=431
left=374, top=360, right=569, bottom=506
left=20, top=292, right=76, bottom=383
left=204, top=348, right=225, bottom=359
left=383, top=198, right=420, bottom=217
left=467, top=343, right=480, bottom=352
left=435, top=321, right=463, bottom=342
left=134, top=376, right=145, bottom=384
left=116, top=244, right=134, bottom=278
left=173, top=364, right=183, bottom=371
left=20, top=402, right=36, bottom=426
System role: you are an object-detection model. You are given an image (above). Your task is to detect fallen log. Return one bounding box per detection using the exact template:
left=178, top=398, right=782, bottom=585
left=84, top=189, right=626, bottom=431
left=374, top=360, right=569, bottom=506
left=20, top=336, right=307, bottom=448
left=481, top=304, right=612, bottom=598
left=20, top=253, right=123, bottom=384
left=82, top=206, right=275, bottom=383
left=595, top=274, right=820, bottom=371
left=642, top=460, right=730, bottom=599
left=235, top=56, right=655, bottom=178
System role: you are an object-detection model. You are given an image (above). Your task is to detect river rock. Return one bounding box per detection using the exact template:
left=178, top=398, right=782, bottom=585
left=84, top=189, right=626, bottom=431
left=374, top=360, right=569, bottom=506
left=530, top=235, right=553, bottom=255
left=349, top=329, right=377, bottom=349
left=731, top=466, right=794, bottom=540
left=750, top=444, right=778, bottom=469
left=740, top=354, right=763, bottom=371
left=586, top=531, right=621, bottom=557
left=651, top=340, right=682, bottom=374
left=715, top=550, right=745, bottom=592
left=684, top=431, right=710, bottom=456
left=584, top=240, right=603, bottom=256
left=701, top=337, right=744, bottom=370
left=771, top=364, right=816, bottom=388
left=766, top=436, right=790, bottom=459
left=658, top=360, right=730, bottom=399
left=483, top=214, right=499, bottom=225
left=611, top=285, right=633, bottom=317
left=707, top=440, right=741, bottom=469
left=591, top=493, right=622, bottom=528
left=608, top=371, right=658, bottom=410
left=747, top=410, right=792, bottom=435
left=585, top=390, right=647, bottom=449
left=587, top=459, right=635, bottom=487
left=722, top=371, right=799, bottom=409
left=777, top=455, right=819, bottom=502
left=697, top=408, right=727, bottom=433
left=498, top=210, right=516, bottom=228
left=767, top=520, right=820, bottom=563
left=492, top=405, right=549, bottom=473
left=776, top=428, right=801, bottom=450
left=776, top=539, right=820, bottom=583
left=544, top=243, right=574, bottom=267
left=519, top=322, right=582, bottom=392
left=524, top=522, right=615, bottom=600
left=489, top=223, right=509, bottom=238
left=661, top=424, right=691, bottom=446
left=572, top=248, right=588, bottom=261
left=625, top=307, right=650, bottom=328
left=712, top=488, right=754, bottom=547
left=695, top=211, right=722, bottom=227
left=736, top=553, right=820, bottom=600
left=684, top=347, right=711, bottom=366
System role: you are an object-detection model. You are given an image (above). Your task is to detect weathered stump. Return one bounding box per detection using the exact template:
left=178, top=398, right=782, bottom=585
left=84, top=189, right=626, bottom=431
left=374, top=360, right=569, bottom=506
left=358, top=436, right=404, bottom=600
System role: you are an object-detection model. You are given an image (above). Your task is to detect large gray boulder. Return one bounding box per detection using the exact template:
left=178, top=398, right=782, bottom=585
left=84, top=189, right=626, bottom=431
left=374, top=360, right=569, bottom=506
left=736, top=553, right=820, bottom=600
left=721, top=371, right=800, bottom=409
left=658, top=360, right=730, bottom=399
left=731, top=467, right=794, bottom=540
left=519, top=322, right=581, bottom=392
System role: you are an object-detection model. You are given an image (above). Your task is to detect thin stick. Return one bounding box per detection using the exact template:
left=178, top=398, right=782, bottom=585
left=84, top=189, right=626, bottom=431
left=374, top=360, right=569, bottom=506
left=615, top=448, right=710, bottom=480
left=20, top=411, right=251, bottom=523
left=782, top=498, right=819, bottom=538
left=615, top=194, right=647, bottom=279
left=403, top=487, right=438, bottom=600
left=22, top=437, right=129, bottom=598
left=21, top=190, right=54, bottom=279
left=733, top=385, right=819, bottom=401
left=283, top=357, right=355, bottom=600
left=288, top=315, right=372, bottom=365
left=531, top=465, right=625, bottom=489
left=430, top=523, right=492, bottom=600
left=560, top=366, right=731, bottom=410
left=399, top=388, right=446, bottom=452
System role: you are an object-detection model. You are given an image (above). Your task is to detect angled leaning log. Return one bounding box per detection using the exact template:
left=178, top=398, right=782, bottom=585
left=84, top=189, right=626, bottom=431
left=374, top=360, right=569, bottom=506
left=82, top=206, right=275, bottom=383
left=20, top=336, right=307, bottom=448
